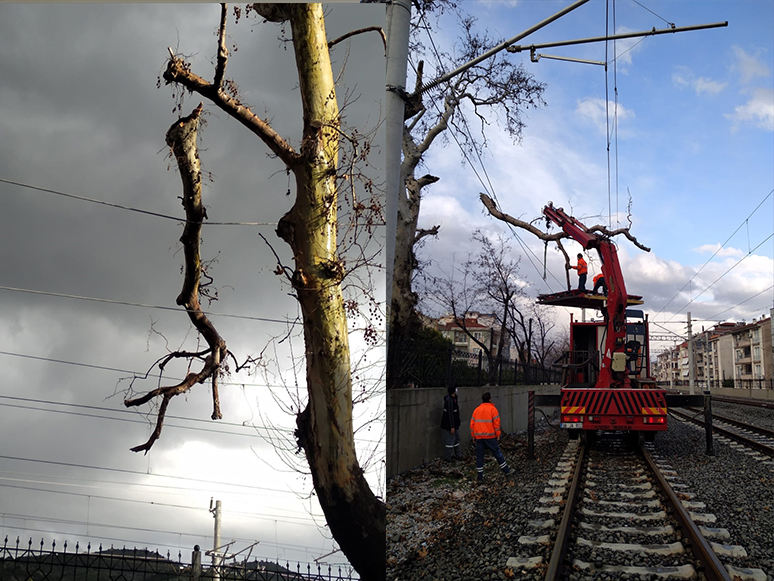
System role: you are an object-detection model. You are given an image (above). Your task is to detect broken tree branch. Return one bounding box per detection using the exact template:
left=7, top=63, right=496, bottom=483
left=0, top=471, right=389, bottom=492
left=213, top=3, right=229, bottom=91
left=163, top=56, right=300, bottom=169
left=124, top=104, right=228, bottom=453
left=328, top=26, right=386, bottom=55
left=480, top=192, right=650, bottom=290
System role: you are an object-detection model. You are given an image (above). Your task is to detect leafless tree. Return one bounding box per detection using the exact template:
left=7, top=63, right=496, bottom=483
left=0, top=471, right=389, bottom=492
left=389, top=6, right=546, bottom=385
left=122, top=5, right=385, bottom=579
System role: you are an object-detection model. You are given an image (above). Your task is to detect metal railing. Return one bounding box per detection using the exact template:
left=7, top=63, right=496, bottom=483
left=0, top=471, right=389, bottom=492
left=0, top=538, right=358, bottom=581
left=658, top=378, right=774, bottom=391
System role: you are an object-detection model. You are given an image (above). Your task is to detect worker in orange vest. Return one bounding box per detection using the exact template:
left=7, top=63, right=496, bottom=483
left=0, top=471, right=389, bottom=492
left=570, top=253, right=588, bottom=291
left=592, top=273, right=607, bottom=296
left=470, top=392, right=511, bottom=482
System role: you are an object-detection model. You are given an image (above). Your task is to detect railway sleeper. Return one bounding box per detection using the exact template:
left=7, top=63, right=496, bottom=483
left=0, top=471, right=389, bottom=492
left=576, top=537, right=685, bottom=555
left=572, top=559, right=696, bottom=579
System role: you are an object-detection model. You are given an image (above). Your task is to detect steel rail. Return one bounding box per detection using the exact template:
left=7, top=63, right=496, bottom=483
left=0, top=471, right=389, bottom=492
left=544, top=440, right=585, bottom=581
left=694, top=408, right=774, bottom=440
left=711, top=394, right=774, bottom=410
left=640, top=446, right=731, bottom=581
left=672, top=408, right=774, bottom=457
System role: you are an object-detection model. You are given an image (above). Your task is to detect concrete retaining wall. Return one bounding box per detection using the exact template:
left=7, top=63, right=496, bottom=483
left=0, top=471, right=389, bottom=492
left=387, top=384, right=560, bottom=477
left=711, top=386, right=774, bottom=402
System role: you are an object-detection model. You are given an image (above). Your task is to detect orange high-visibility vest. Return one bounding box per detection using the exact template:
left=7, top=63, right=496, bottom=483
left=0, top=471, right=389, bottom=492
left=593, top=273, right=603, bottom=285
left=576, top=257, right=588, bottom=275
left=470, top=402, right=501, bottom=439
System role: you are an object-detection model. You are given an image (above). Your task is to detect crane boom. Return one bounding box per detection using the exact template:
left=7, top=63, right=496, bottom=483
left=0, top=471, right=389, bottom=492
left=542, top=203, right=630, bottom=389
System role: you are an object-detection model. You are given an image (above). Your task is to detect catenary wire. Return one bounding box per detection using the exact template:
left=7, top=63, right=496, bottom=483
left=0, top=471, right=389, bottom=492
left=0, top=394, right=383, bottom=444
left=0, top=484, right=324, bottom=527
left=0, top=177, right=276, bottom=226
left=652, top=188, right=774, bottom=319
left=665, top=232, right=774, bottom=322
left=0, top=285, right=295, bottom=325
left=414, top=10, right=565, bottom=295
left=0, top=517, right=333, bottom=559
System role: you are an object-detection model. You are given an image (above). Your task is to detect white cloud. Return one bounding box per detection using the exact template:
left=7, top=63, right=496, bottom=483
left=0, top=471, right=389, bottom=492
left=726, top=87, right=774, bottom=131
left=609, top=26, right=645, bottom=70
left=575, top=97, right=635, bottom=136
left=731, top=45, right=771, bottom=84
left=672, top=66, right=727, bottom=96
left=692, top=243, right=744, bottom=258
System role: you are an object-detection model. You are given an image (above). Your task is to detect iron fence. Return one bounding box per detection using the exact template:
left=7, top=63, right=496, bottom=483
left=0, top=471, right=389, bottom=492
left=659, top=379, right=774, bottom=391
left=389, top=344, right=562, bottom=389
left=0, top=538, right=358, bottom=581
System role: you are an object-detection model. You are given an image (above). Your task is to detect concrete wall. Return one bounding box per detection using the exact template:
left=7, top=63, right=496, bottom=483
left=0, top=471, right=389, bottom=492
left=387, top=384, right=560, bottom=477
left=711, top=386, right=774, bottom=402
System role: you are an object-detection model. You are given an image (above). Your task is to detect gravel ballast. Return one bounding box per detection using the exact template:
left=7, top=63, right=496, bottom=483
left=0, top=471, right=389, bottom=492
left=387, top=405, right=774, bottom=580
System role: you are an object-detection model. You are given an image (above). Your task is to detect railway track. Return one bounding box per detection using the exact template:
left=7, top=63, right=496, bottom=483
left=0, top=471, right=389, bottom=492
left=672, top=408, right=774, bottom=460
left=507, top=434, right=767, bottom=580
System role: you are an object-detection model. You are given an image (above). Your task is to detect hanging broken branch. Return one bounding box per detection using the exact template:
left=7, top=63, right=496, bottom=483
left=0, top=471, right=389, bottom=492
left=480, top=192, right=651, bottom=290
left=124, top=104, right=229, bottom=454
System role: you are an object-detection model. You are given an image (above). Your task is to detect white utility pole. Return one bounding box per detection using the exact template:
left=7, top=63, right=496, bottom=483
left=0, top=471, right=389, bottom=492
left=384, top=0, right=412, bottom=337
left=211, top=499, right=222, bottom=581
left=687, top=312, right=695, bottom=395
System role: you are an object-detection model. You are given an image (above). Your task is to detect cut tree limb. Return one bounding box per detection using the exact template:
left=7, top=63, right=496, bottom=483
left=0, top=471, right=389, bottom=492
left=124, top=104, right=228, bottom=453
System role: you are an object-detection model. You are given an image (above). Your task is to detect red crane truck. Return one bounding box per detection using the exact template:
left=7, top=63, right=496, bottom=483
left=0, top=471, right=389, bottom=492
left=536, top=203, right=668, bottom=444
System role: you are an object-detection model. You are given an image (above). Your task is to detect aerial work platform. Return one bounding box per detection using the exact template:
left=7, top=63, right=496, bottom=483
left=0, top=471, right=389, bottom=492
left=537, top=289, right=644, bottom=310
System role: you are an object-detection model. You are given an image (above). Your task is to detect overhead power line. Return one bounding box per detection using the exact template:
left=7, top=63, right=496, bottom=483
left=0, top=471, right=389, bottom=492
left=0, top=177, right=276, bottom=226
left=654, top=188, right=774, bottom=319
left=0, top=285, right=296, bottom=325
left=0, top=394, right=383, bottom=445
left=666, top=232, right=774, bottom=322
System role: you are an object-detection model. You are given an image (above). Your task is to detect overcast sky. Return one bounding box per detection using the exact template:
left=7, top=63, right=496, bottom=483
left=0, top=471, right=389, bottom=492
left=0, top=2, right=385, bottom=571
left=411, top=1, right=773, bottom=350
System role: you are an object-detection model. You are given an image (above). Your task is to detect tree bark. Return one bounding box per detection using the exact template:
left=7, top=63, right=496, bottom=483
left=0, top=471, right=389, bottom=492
left=124, top=104, right=228, bottom=453
left=275, top=6, right=385, bottom=579
left=159, top=5, right=384, bottom=577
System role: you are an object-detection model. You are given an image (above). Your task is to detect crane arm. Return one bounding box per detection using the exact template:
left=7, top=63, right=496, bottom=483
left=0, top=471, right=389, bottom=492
left=541, top=202, right=630, bottom=388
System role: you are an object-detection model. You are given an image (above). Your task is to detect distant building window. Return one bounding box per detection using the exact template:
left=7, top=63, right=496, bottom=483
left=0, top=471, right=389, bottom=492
left=454, top=331, right=467, bottom=343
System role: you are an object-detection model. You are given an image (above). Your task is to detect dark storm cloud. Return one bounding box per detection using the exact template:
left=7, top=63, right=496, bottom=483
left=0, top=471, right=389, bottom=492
left=0, top=2, right=385, bottom=563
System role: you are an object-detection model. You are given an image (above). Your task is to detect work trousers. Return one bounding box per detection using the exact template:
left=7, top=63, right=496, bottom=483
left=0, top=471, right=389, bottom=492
left=443, top=429, right=462, bottom=459
left=578, top=272, right=587, bottom=291
left=475, top=438, right=510, bottom=478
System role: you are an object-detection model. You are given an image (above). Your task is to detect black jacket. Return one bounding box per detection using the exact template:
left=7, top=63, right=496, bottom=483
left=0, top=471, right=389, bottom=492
left=440, top=394, right=461, bottom=431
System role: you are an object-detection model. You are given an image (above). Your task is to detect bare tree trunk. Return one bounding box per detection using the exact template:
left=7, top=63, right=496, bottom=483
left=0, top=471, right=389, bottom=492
left=277, top=6, right=385, bottom=579
left=157, top=4, right=385, bottom=577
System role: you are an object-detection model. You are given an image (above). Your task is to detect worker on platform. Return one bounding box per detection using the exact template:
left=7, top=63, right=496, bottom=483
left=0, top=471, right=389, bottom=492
left=592, top=273, right=607, bottom=296
left=470, top=392, right=511, bottom=482
left=570, top=253, right=588, bottom=291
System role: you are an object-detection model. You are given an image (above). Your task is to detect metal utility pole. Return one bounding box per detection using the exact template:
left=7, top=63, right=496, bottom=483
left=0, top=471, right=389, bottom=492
left=687, top=312, right=695, bottom=395
left=210, top=499, right=222, bottom=581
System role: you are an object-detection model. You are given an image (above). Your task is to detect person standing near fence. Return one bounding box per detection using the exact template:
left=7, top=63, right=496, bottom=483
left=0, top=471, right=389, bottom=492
left=470, top=392, right=511, bottom=482
left=440, top=386, right=463, bottom=461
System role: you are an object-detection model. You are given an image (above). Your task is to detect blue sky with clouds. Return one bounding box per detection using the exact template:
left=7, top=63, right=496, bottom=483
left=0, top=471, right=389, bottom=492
left=412, top=0, right=774, bottom=343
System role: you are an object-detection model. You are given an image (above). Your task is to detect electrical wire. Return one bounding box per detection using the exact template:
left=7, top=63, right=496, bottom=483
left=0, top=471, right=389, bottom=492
left=0, top=285, right=295, bottom=325
left=706, top=284, right=774, bottom=321
left=665, top=232, right=774, bottom=323
left=0, top=177, right=276, bottom=226
left=652, top=188, right=773, bottom=320
left=0, top=516, right=331, bottom=559
left=0, top=394, right=383, bottom=445
left=413, top=10, right=565, bottom=296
